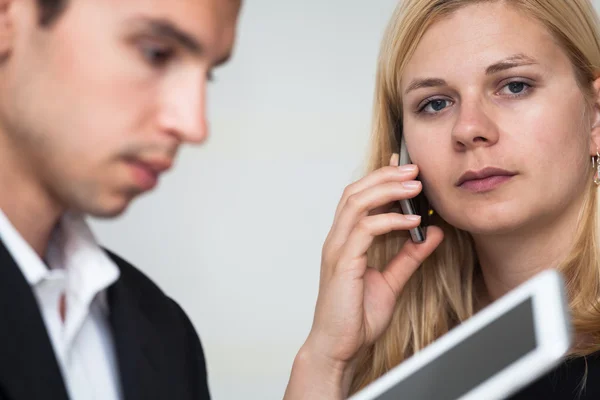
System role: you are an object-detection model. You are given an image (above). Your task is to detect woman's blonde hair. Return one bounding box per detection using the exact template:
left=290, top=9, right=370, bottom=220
left=350, top=0, right=600, bottom=394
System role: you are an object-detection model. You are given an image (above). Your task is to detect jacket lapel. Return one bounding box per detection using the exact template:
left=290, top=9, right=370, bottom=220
left=0, top=240, right=70, bottom=400
left=107, top=259, right=165, bottom=400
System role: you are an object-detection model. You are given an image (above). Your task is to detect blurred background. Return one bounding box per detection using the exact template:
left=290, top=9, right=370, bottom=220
left=90, top=1, right=600, bottom=398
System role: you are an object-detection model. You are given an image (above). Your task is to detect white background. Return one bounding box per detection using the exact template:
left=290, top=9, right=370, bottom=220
left=91, top=1, right=600, bottom=399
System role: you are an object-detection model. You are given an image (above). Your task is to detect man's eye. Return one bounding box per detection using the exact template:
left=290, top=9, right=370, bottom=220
left=140, top=43, right=175, bottom=67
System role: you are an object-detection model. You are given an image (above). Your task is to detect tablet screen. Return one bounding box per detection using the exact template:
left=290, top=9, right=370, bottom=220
left=375, top=297, right=536, bottom=399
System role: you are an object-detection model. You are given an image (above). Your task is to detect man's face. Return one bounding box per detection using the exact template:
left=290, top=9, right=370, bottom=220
left=0, top=0, right=240, bottom=217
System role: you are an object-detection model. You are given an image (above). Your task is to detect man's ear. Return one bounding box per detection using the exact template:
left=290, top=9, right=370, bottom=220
left=0, top=0, right=15, bottom=62
left=590, top=77, right=600, bottom=156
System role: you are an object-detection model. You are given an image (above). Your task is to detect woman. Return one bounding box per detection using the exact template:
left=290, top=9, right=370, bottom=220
left=284, top=0, right=600, bottom=399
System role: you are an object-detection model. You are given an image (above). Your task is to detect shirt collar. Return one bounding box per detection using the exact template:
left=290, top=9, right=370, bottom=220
left=0, top=208, right=120, bottom=314
left=0, top=207, right=48, bottom=285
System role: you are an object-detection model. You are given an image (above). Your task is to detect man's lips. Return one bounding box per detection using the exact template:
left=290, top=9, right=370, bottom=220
left=125, top=157, right=173, bottom=190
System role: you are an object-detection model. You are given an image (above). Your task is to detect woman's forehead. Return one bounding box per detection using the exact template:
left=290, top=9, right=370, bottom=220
left=401, top=2, right=563, bottom=87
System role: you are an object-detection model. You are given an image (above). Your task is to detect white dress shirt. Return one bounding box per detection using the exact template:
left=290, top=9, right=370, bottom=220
left=0, top=209, right=123, bottom=400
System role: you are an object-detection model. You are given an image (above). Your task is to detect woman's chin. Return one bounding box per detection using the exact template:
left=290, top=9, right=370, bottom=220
left=444, top=212, right=527, bottom=237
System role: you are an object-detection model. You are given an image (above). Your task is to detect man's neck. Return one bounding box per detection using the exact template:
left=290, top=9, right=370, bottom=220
left=0, top=134, right=63, bottom=258
left=473, top=194, right=586, bottom=303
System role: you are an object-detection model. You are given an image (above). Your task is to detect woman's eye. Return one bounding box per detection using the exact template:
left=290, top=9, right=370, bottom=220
left=416, top=81, right=532, bottom=115
left=420, top=98, right=452, bottom=114
left=499, top=81, right=531, bottom=96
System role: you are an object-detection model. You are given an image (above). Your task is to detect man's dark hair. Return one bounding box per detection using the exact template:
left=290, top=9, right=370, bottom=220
left=37, top=0, right=68, bottom=26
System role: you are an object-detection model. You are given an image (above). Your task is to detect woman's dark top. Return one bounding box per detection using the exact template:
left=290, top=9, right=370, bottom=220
left=508, top=352, right=600, bottom=399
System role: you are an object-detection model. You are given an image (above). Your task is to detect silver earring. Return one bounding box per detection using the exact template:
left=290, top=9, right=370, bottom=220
left=594, top=149, right=600, bottom=186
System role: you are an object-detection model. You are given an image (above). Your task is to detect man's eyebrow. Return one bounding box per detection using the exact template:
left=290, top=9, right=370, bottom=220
left=126, top=16, right=232, bottom=66
left=134, top=17, right=203, bottom=54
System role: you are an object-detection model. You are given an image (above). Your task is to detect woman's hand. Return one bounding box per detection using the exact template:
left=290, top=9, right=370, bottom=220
left=284, top=154, right=444, bottom=399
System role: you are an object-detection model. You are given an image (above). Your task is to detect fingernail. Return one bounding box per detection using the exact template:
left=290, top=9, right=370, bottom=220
left=399, top=164, right=417, bottom=172
left=389, top=153, right=399, bottom=167
left=405, top=214, right=421, bottom=221
left=402, top=180, right=421, bottom=189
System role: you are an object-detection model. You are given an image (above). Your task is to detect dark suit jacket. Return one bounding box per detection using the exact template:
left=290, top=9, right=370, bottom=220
left=0, top=239, right=211, bottom=400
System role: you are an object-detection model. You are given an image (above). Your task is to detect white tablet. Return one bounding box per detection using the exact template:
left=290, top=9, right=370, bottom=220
left=348, top=269, right=572, bottom=400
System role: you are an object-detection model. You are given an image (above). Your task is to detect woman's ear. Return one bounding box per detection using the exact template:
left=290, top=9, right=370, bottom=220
left=589, top=77, right=600, bottom=156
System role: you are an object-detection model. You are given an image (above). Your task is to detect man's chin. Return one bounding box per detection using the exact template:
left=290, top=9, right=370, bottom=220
left=88, top=206, right=129, bottom=219
left=78, top=193, right=139, bottom=219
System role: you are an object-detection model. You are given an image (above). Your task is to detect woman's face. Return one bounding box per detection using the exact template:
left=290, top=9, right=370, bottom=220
left=401, top=1, right=600, bottom=235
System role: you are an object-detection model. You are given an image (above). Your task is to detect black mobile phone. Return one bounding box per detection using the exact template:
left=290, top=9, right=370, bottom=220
left=396, top=131, right=431, bottom=243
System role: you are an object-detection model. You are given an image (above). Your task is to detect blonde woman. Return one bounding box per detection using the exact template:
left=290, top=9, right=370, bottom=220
left=284, top=0, right=600, bottom=399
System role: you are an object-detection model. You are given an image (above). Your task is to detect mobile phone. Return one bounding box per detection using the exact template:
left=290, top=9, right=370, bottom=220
left=397, top=134, right=430, bottom=243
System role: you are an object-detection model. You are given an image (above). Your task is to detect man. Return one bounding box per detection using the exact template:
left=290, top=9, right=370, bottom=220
left=0, top=0, right=240, bottom=399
